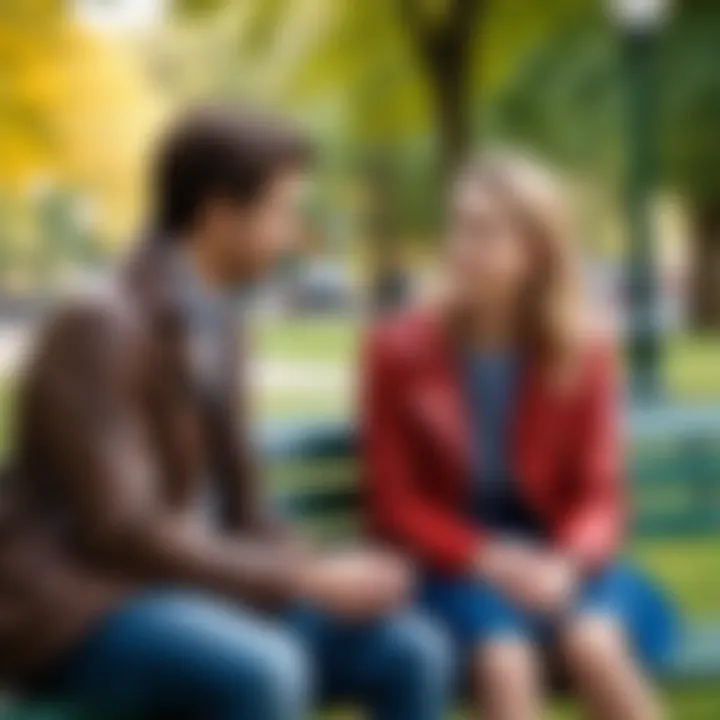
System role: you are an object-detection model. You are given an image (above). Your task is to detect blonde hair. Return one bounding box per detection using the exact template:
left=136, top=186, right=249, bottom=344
left=453, top=149, right=585, bottom=374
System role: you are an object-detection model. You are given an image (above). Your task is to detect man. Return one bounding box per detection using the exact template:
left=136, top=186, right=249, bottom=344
left=0, top=108, right=451, bottom=719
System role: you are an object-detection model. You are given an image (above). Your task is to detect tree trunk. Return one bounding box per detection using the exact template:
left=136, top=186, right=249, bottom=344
left=429, top=42, right=472, bottom=183
left=396, top=0, right=482, bottom=184
left=689, top=202, right=720, bottom=331
left=427, top=0, right=481, bottom=183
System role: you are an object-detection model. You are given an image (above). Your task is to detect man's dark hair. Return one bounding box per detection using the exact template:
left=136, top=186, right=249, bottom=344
left=152, top=106, right=312, bottom=237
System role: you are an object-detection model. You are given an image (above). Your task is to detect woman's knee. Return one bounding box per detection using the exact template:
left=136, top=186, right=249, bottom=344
left=558, top=615, right=630, bottom=676
left=473, top=638, right=539, bottom=697
left=471, top=639, right=542, bottom=720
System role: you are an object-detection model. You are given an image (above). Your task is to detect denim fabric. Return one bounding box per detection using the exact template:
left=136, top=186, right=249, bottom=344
left=420, top=562, right=676, bottom=672
left=30, top=590, right=452, bottom=720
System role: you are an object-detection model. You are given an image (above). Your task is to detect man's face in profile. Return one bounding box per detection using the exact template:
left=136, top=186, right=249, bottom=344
left=207, top=169, right=308, bottom=285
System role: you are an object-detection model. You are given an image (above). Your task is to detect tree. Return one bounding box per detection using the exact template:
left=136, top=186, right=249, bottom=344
left=496, top=2, right=720, bottom=329
left=394, top=0, right=483, bottom=179
left=170, top=0, right=592, bottom=312
left=662, top=5, right=720, bottom=329
left=174, top=0, right=586, bottom=208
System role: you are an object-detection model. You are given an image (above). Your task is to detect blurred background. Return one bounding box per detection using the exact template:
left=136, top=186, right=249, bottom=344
left=0, top=0, right=719, bottom=715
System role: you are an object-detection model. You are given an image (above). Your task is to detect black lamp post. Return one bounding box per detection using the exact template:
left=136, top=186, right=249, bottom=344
left=610, top=0, right=670, bottom=402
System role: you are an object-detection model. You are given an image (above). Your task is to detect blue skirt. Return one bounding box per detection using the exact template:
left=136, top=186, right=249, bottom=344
left=419, top=561, right=678, bottom=674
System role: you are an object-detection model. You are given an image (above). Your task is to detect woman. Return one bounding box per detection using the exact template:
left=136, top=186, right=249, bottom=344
left=361, top=152, right=666, bottom=720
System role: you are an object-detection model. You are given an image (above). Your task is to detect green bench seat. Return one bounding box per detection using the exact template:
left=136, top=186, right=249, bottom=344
left=5, top=404, right=720, bottom=717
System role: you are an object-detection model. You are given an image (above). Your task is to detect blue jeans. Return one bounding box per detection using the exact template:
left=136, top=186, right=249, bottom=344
left=30, top=590, right=452, bottom=720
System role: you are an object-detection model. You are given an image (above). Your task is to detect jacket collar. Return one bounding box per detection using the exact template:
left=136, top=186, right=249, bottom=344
left=409, top=307, right=554, bottom=510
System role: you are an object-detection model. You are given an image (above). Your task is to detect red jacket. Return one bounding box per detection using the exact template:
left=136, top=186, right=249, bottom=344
left=361, top=309, right=624, bottom=576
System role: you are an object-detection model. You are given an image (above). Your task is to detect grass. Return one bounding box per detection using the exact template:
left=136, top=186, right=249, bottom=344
left=633, top=537, right=720, bottom=617
left=253, top=316, right=357, bottom=420
left=552, top=686, right=720, bottom=720
left=256, top=316, right=357, bottom=363
left=665, top=334, right=720, bottom=400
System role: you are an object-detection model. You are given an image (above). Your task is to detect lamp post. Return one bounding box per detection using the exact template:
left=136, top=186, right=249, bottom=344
left=608, top=0, right=670, bottom=402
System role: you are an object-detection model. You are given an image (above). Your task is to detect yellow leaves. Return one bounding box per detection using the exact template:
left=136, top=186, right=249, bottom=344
left=0, top=133, right=47, bottom=179
left=0, top=5, right=163, bottom=239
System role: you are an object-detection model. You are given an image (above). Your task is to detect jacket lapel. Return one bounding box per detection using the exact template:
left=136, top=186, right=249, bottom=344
left=123, top=242, right=196, bottom=401
left=410, top=316, right=472, bottom=494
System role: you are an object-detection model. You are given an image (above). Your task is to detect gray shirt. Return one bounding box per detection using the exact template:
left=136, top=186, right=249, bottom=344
left=170, top=248, right=243, bottom=398
left=170, top=248, right=246, bottom=524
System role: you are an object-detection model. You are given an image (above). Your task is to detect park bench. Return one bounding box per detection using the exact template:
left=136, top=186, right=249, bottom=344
left=264, top=405, right=720, bottom=682
left=4, top=403, right=720, bottom=718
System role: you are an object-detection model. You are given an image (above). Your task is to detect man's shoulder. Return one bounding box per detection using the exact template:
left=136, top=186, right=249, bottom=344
left=32, top=282, right=142, bottom=366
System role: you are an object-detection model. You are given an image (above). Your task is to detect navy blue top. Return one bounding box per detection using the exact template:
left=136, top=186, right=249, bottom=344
left=462, top=353, right=542, bottom=538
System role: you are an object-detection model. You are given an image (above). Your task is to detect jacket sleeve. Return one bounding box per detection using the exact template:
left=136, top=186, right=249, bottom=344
left=553, top=347, right=625, bottom=568
left=361, top=327, right=481, bottom=574
left=29, top=302, right=299, bottom=606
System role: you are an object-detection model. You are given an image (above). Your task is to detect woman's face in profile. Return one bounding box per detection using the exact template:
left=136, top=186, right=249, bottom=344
left=446, top=179, right=532, bottom=311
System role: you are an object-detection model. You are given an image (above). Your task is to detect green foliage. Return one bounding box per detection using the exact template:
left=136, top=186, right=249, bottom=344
left=495, top=4, right=720, bottom=204
left=173, top=0, right=226, bottom=17
left=662, top=12, right=720, bottom=202
left=168, top=0, right=720, bottom=252
left=491, top=24, right=619, bottom=171
left=166, top=0, right=603, bottom=238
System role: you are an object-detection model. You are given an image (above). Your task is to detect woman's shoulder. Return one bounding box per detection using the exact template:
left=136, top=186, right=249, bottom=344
left=579, top=309, right=619, bottom=363
left=365, top=305, right=445, bottom=362
left=541, top=310, right=620, bottom=397
left=569, top=315, right=622, bottom=393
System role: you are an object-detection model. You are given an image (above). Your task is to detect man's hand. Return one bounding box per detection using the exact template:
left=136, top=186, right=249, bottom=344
left=474, top=540, right=577, bottom=615
left=295, top=549, right=413, bottom=619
